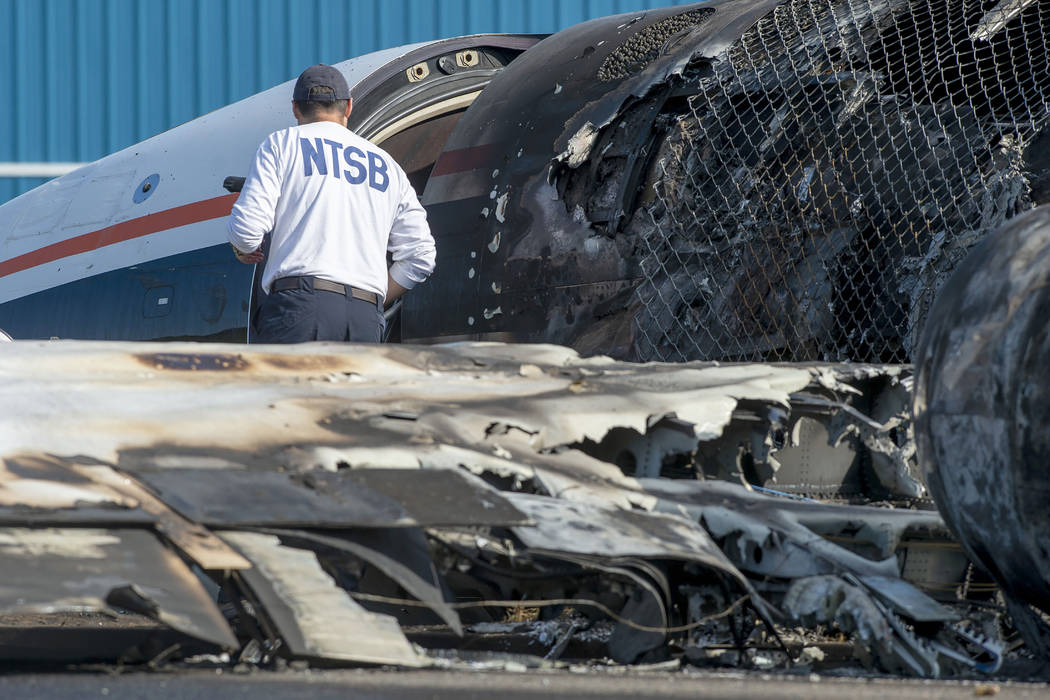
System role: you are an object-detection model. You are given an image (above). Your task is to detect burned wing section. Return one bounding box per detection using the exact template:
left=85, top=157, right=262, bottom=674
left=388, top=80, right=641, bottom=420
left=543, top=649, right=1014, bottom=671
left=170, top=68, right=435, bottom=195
left=0, top=342, right=1012, bottom=675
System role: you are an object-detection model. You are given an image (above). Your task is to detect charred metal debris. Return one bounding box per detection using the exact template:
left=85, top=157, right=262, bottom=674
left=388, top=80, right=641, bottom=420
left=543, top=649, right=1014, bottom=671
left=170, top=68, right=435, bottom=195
left=0, top=340, right=1028, bottom=677
left=541, top=0, right=1050, bottom=364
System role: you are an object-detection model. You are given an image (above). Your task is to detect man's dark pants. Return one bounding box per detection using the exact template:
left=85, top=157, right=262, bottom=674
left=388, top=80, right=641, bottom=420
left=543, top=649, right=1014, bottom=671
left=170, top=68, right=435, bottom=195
left=251, top=277, right=385, bottom=343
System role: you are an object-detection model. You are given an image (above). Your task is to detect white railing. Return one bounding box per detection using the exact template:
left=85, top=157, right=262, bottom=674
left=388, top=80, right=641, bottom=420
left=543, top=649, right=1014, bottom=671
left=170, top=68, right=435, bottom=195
left=0, top=162, right=86, bottom=178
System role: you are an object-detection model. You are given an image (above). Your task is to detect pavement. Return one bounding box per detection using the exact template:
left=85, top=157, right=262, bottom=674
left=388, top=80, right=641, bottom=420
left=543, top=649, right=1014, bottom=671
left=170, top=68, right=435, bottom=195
left=2, top=669, right=1049, bottom=700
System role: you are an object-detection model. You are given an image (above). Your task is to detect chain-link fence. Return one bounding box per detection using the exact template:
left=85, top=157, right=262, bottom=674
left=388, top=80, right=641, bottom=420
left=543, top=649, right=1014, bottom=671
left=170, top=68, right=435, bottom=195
left=632, top=0, right=1050, bottom=363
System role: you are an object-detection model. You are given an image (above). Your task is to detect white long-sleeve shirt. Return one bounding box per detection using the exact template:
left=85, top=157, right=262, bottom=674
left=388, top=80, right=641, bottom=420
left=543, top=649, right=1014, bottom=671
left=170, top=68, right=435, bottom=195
left=227, top=121, right=435, bottom=299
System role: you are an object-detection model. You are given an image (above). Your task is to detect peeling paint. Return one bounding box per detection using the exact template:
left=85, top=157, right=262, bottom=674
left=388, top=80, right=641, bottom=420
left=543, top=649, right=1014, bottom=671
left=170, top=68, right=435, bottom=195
left=495, top=192, right=509, bottom=223
left=559, top=121, right=600, bottom=169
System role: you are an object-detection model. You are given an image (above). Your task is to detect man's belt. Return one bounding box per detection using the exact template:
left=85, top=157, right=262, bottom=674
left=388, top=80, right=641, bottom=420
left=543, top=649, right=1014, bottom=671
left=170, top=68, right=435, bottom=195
left=272, top=276, right=379, bottom=304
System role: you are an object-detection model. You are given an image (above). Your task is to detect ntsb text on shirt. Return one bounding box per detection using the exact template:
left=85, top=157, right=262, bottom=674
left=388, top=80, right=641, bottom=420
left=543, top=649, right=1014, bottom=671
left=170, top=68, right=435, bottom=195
left=299, top=137, right=390, bottom=192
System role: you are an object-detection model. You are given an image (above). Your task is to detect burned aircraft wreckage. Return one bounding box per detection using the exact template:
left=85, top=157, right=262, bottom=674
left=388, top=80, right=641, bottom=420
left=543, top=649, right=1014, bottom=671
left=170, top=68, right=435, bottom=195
left=2, top=0, right=1050, bottom=682
left=0, top=342, right=1006, bottom=676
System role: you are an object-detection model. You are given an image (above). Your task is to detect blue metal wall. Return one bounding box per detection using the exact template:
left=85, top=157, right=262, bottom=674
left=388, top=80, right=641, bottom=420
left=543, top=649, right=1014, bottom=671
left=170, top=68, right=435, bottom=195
left=0, top=0, right=694, bottom=205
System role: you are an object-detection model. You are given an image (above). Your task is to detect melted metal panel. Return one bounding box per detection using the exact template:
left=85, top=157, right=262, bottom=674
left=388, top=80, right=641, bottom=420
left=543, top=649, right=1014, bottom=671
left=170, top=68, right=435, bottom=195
left=221, top=531, right=422, bottom=667
left=0, top=527, right=236, bottom=649
left=137, top=469, right=412, bottom=528
left=137, top=467, right=528, bottom=529
left=507, top=492, right=749, bottom=589
left=264, top=527, right=462, bottom=636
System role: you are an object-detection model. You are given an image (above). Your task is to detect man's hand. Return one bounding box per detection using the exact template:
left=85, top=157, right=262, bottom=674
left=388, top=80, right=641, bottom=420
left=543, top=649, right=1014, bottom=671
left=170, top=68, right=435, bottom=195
left=385, top=274, right=409, bottom=309
left=231, top=244, right=264, bottom=265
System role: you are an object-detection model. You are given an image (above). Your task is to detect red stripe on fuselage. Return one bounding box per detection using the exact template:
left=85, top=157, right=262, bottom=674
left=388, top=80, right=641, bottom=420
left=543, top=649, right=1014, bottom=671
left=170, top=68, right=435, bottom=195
left=0, top=193, right=239, bottom=279
left=430, top=143, right=501, bottom=177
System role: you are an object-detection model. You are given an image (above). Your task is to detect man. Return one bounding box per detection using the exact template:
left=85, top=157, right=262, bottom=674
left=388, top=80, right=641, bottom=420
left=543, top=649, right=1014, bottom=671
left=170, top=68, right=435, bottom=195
left=228, top=64, right=436, bottom=343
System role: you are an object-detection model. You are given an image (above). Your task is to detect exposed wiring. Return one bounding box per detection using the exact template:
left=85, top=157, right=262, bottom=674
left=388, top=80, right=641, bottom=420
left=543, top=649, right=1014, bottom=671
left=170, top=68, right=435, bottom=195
left=348, top=591, right=751, bottom=635
left=440, top=540, right=591, bottom=580
left=749, top=485, right=819, bottom=502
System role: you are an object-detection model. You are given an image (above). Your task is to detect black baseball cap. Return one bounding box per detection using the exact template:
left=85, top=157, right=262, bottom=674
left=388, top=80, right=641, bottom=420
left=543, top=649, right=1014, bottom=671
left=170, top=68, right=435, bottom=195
left=292, top=64, right=350, bottom=102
